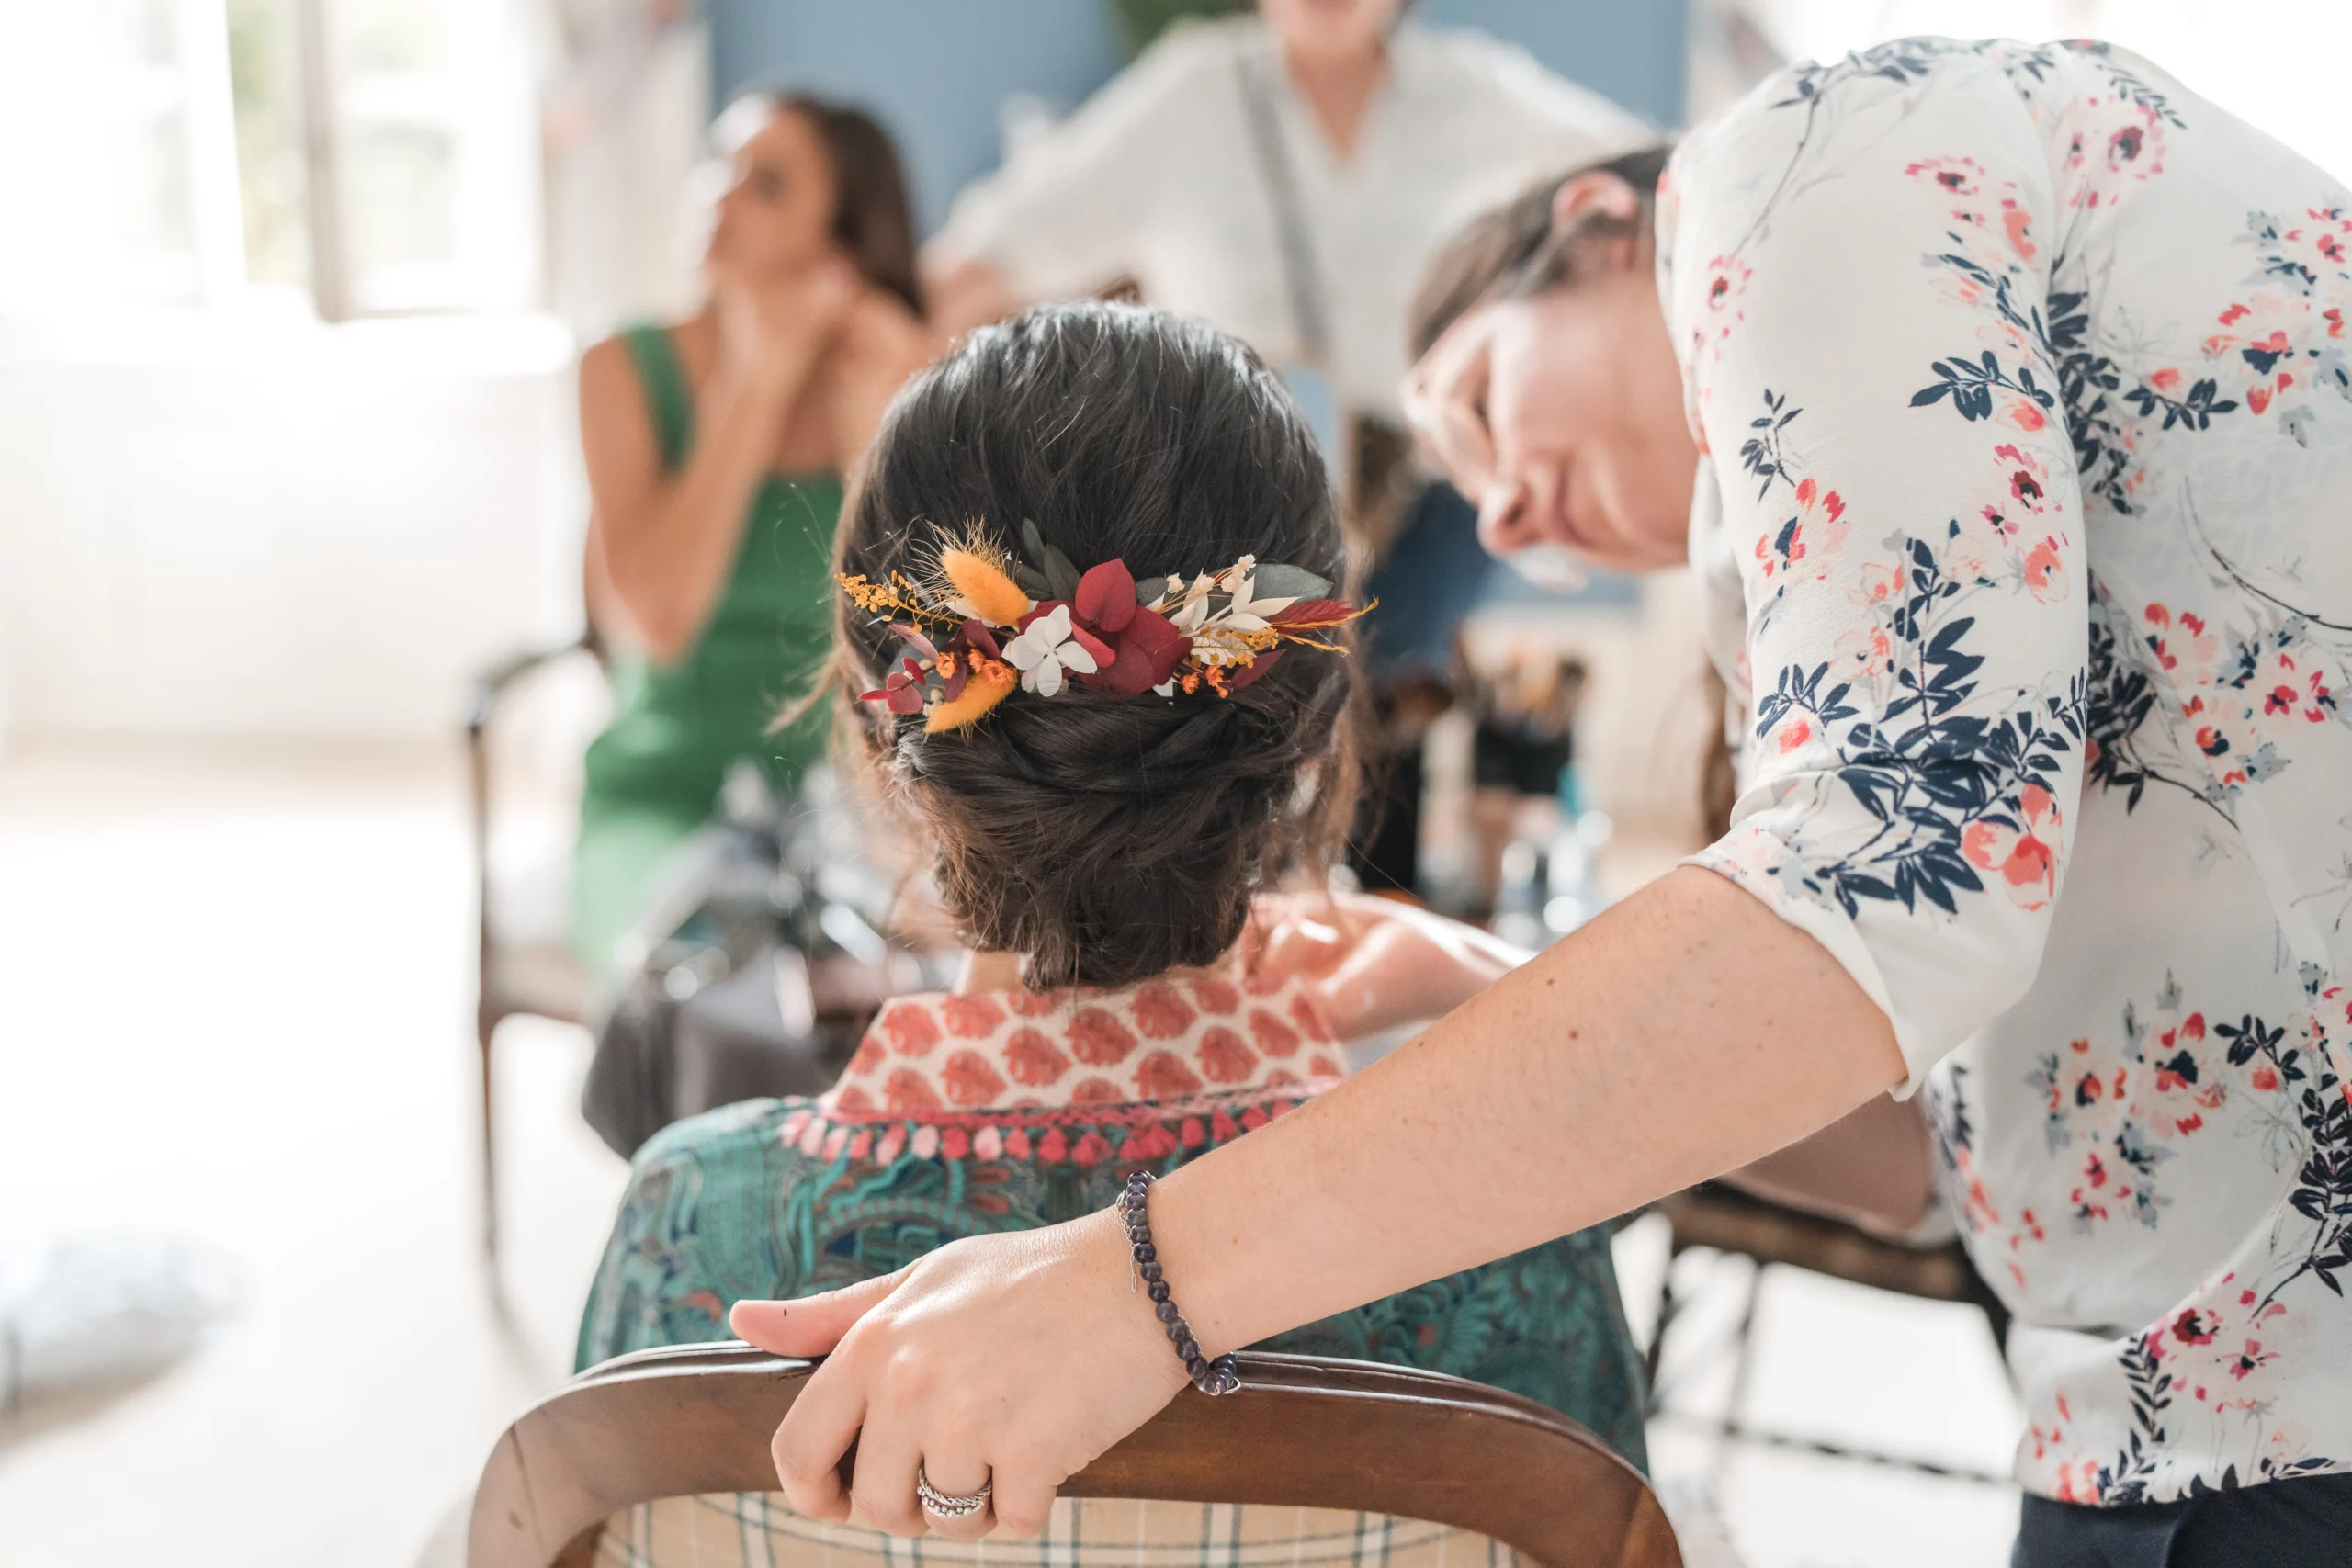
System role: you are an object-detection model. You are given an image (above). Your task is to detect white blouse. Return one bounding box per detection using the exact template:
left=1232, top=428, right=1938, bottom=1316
left=1664, top=39, right=2352, bottom=1505
left=930, top=17, right=1651, bottom=421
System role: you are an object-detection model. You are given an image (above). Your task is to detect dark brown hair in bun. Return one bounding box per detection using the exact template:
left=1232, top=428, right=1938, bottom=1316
left=833, top=302, right=1356, bottom=990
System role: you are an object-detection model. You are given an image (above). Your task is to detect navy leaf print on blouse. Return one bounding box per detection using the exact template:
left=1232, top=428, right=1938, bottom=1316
left=1757, top=540, right=2082, bottom=921
left=1912, top=350, right=2058, bottom=423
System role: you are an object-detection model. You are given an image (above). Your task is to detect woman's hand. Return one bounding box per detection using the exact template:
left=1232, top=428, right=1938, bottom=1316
left=729, top=1210, right=1188, bottom=1540
left=1248, top=891, right=1529, bottom=1040
left=712, top=253, right=861, bottom=398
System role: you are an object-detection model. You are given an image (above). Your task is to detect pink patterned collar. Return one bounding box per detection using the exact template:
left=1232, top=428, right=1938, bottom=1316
left=820, top=969, right=1342, bottom=1122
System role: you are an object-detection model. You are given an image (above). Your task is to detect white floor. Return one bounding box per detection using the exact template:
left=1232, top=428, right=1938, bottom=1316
left=0, top=737, right=2025, bottom=1568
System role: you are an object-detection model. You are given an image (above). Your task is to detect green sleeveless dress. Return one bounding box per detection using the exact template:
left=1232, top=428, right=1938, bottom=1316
left=571, top=325, right=842, bottom=979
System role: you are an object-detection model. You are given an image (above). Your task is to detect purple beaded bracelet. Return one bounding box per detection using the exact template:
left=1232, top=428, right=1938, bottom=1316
left=1119, top=1171, right=1240, bottom=1397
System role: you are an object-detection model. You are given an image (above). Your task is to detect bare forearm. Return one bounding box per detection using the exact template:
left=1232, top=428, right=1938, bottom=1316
left=1157, top=865, right=1906, bottom=1353
left=603, top=365, right=794, bottom=659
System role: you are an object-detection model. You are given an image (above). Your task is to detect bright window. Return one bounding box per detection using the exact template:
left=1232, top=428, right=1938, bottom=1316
left=38, top=0, right=537, bottom=317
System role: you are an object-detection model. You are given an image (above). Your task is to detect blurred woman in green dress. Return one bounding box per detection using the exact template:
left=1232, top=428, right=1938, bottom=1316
left=572, top=94, right=938, bottom=978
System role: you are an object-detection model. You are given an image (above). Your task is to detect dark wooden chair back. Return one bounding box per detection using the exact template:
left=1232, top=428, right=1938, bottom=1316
left=469, top=1345, right=1679, bottom=1568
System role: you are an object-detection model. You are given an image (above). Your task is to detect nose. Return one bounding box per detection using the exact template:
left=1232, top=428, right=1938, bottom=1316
left=1475, top=480, right=1547, bottom=558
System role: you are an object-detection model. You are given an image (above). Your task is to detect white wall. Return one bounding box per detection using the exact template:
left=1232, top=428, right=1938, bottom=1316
left=1710, top=0, right=2352, bottom=184
left=0, top=310, right=583, bottom=742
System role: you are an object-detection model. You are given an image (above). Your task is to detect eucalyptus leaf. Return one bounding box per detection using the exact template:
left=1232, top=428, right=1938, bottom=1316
left=1012, top=564, right=1051, bottom=596
left=1250, top=563, right=1332, bottom=601
left=1043, top=545, right=1080, bottom=602
left=1020, top=518, right=1049, bottom=562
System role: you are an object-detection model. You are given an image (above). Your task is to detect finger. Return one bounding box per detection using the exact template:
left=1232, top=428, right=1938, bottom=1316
left=730, top=1269, right=903, bottom=1357
left=986, top=1471, right=1059, bottom=1542
left=1253, top=912, right=1346, bottom=983
left=769, top=1348, right=865, bottom=1523
left=845, top=1412, right=927, bottom=1537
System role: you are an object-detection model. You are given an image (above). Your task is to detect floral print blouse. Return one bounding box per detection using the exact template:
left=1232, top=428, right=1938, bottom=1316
left=1662, top=39, right=2352, bottom=1506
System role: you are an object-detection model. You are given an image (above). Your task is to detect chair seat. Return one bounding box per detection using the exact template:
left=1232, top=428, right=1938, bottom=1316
left=592, top=1495, right=1524, bottom=1568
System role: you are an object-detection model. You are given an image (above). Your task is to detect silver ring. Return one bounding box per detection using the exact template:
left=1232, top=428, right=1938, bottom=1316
left=917, top=1463, right=993, bottom=1520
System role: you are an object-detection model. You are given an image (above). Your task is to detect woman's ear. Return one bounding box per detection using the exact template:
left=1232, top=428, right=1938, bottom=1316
left=1548, top=172, right=1645, bottom=237
left=1547, top=172, right=1647, bottom=276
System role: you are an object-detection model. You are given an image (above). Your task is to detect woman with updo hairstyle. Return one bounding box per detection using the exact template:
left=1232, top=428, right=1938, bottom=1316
left=576, top=303, right=1648, bottom=1472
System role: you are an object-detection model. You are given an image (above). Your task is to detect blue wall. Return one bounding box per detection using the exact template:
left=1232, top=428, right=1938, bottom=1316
left=707, top=1, right=1686, bottom=235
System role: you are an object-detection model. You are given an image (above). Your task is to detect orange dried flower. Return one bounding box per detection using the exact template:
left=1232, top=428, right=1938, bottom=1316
left=940, top=546, right=1032, bottom=626
left=924, top=674, right=1014, bottom=733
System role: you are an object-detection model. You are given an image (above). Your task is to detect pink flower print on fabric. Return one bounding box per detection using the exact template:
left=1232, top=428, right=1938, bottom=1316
left=1962, top=783, right=2063, bottom=910
left=1834, top=623, right=1894, bottom=679
left=2023, top=536, right=2069, bottom=604
left=1907, top=153, right=1985, bottom=198
left=942, top=1050, right=1008, bottom=1108
left=2143, top=603, right=2220, bottom=689
left=1190, top=976, right=1242, bottom=1014
left=1135, top=1051, right=1205, bottom=1100
left=1003, top=1028, right=1070, bottom=1089
left=938, top=994, right=1006, bottom=1038
left=1131, top=982, right=1196, bottom=1039
left=1067, top=1007, right=1139, bottom=1066
left=1248, top=1008, right=1303, bottom=1058
left=1197, top=1026, right=1258, bottom=1085
left=816, top=973, right=1346, bottom=1121
left=886, top=1068, right=944, bottom=1115
left=1754, top=477, right=1849, bottom=581
left=1689, top=254, right=1751, bottom=386
left=883, top=1004, right=942, bottom=1057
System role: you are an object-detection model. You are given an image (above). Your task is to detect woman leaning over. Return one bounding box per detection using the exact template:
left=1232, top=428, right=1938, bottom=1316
left=571, top=94, right=937, bottom=979
left=733, top=39, right=2352, bottom=1565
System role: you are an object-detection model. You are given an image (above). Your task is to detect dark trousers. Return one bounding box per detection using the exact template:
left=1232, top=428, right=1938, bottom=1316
left=2015, top=1472, right=2352, bottom=1567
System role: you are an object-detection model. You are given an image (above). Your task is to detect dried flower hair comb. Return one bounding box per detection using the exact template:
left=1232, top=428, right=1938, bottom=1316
left=841, top=520, right=1369, bottom=734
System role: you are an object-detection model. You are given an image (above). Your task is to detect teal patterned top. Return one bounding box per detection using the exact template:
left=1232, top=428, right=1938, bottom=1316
left=575, top=976, right=1648, bottom=1470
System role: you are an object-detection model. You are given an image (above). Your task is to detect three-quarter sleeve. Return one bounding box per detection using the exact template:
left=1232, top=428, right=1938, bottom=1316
left=1667, top=57, right=2090, bottom=1091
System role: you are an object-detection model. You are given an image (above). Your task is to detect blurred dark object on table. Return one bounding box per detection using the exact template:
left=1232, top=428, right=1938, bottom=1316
left=1345, top=479, right=1495, bottom=897
left=1465, top=650, right=1587, bottom=922
left=581, top=765, right=949, bottom=1160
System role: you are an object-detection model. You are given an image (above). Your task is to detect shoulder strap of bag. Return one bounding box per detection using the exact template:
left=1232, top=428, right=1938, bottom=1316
left=1234, top=50, right=1332, bottom=366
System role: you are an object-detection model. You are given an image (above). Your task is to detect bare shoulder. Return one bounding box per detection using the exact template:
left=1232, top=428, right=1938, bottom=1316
left=577, top=333, right=641, bottom=416
left=576, top=333, right=658, bottom=492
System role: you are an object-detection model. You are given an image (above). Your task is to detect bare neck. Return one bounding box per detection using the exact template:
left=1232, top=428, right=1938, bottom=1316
left=1280, top=39, right=1388, bottom=162
left=956, top=950, right=1030, bottom=995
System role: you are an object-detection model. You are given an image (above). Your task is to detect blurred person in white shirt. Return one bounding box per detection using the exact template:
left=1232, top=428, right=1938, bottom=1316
left=925, top=0, right=1652, bottom=440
